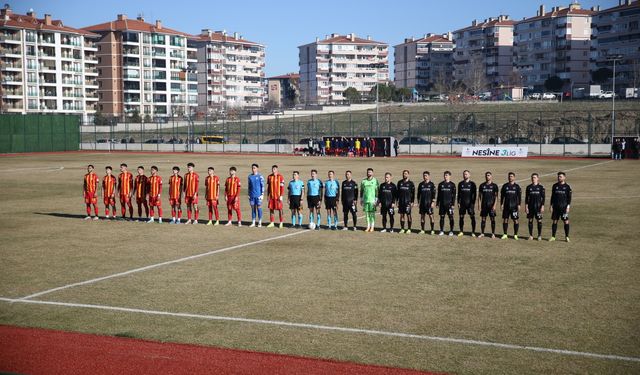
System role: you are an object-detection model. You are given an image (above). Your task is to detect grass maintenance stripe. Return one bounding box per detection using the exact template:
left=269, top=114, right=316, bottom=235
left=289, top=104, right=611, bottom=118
left=1, top=297, right=638, bottom=364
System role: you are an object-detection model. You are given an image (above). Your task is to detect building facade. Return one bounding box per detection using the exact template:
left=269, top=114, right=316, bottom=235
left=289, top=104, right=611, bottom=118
left=453, top=16, right=516, bottom=91
left=0, top=7, right=99, bottom=119
left=515, top=3, right=594, bottom=92
left=267, top=73, right=299, bottom=109
left=394, top=33, right=454, bottom=94
left=299, top=33, right=388, bottom=105
left=83, top=14, right=197, bottom=119
left=192, top=29, right=265, bottom=113
left=591, top=0, right=640, bottom=92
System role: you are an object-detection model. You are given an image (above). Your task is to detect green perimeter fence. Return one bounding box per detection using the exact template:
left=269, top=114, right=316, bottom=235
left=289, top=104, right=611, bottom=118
left=0, top=114, right=80, bottom=153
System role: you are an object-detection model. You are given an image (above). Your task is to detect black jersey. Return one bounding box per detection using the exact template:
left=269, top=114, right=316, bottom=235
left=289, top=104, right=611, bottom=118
left=550, top=182, right=572, bottom=208
left=478, top=182, right=499, bottom=208
left=500, top=182, right=522, bottom=210
left=525, top=183, right=545, bottom=209
left=417, top=181, right=436, bottom=206
left=396, top=179, right=415, bottom=205
left=341, top=180, right=358, bottom=204
left=437, top=181, right=456, bottom=207
left=378, top=182, right=397, bottom=207
left=457, top=180, right=477, bottom=207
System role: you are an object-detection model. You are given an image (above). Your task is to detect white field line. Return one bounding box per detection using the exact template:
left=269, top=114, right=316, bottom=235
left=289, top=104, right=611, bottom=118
left=0, top=297, right=638, bottom=364
left=17, top=214, right=367, bottom=301
left=0, top=166, right=64, bottom=173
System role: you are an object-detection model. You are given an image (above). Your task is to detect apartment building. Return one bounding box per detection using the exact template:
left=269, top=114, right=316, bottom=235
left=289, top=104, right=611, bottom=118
left=83, top=14, right=197, bottom=118
left=299, top=33, right=388, bottom=105
left=394, top=33, right=454, bottom=94
left=515, top=3, right=594, bottom=92
left=452, top=15, right=516, bottom=90
left=0, top=6, right=99, bottom=119
left=192, top=29, right=265, bottom=113
left=267, top=73, right=299, bottom=108
left=591, top=0, right=640, bottom=92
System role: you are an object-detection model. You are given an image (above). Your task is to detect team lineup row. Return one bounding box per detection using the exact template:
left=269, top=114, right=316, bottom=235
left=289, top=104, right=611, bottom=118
left=82, top=163, right=573, bottom=242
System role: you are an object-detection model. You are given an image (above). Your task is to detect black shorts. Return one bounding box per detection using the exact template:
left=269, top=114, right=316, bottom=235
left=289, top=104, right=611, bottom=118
left=398, top=202, right=412, bottom=215
left=459, top=204, right=475, bottom=216
left=307, top=195, right=321, bottom=209
left=381, top=204, right=394, bottom=215
left=480, top=205, right=496, bottom=218
left=324, top=196, right=337, bottom=209
left=439, top=205, right=454, bottom=216
left=551, top=206, right=569, bottom=221
left=526, top=205, right=543, bottom=219
left=419, top=203, right=433, bottom=215
left=342, top=200, right=357, bottom=213
left=502, top=207, right=519, bottom=220
left=289, top=195, right=301, bottom=210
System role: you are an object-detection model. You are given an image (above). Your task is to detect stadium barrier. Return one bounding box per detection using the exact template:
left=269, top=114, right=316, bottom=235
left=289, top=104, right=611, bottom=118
left=0, top=114, right=80, bottom=153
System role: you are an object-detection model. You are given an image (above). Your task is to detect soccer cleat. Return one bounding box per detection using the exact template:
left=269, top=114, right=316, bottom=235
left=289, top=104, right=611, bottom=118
left=192, top=220, right=198, bottom=225
left=238, top=222, right=242, bottom=227
left=279, top=223, right=284, bottom=229
left=439, top=231, right=444, bottom=236
left=84, top=216, right=91, bottom=220
left=528, top=236, right=534, bottom=241
left=471, top=233, right=476, bottom=238
left=170, top=219, right=176, bottom=224
left=206, top=220, right=213, bottom=226
left=224, top=221, right=232, bottom=226
left=514, top=235, right=519, bottom=241
left=342, top=227, right=348, bottom=231
left=477, top=233, right=484, bottom=238
left=147, top=218, right=155, bottom=224
left=549, top=236, right=556, bottom=242
left=315, top=225, right=320, bottom=230
left=537, top=236, right=542, bottom=241
left=405, top=229, right=411, bottom=234
left=214, top=220, right=219, bottom=226
left=388, top=229, right=393, bottom=233
left=501, top=234, right=508, bottom=240
left=380, top=229, right=387, bottom=233
left=158, top=218, right=163, bottom=223
left=352, top=227, right=357, bottom=231
left=185, top=219, right=192, bottom=225
left=565, top=237, right=570, bottom=243
left=398, top=229, right=404, bottom=234
left=491, top=234, right=496, bottom=239
left=457, top=232, right=464, bottom=237
left=419, top=230, right=425, bottom=234
left=93, top=216, right=99, bottom=221
left=448, top=232, right=454, bottom=236
left=430, top=230, right=435, bottom=235
left=249, top=222, right=256, bottom=228
left=258, top=221, right=262, bottom=228
left=267, top=222, right=275, bottom=228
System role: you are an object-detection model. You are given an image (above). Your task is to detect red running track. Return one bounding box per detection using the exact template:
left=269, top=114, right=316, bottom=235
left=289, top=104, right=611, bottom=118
left=0, top=325, right=444, bottom=375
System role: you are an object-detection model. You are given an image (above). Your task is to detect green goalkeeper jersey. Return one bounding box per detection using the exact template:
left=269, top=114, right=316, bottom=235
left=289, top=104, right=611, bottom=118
left=360, top=177, right=379, bottom=204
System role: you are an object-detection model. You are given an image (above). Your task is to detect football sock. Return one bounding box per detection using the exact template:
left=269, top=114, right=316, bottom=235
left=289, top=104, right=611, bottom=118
left=481, top=219, right=486, bottom=233
left=209, top=209, right=213, bottom=221
left=251, top=206, right=256, bottom=221
left=448, top=217, right=454, bottom=232
left=352, top=213, right=357, bottom=227
left=470, top=215, right=476, bottom=232
left=430, top=220, right=435, bottom=231
left=537, top=221, right=542, bottom=236
left=389, top=215, right=395, bottom=229
left=334, top=214, right=338, bottom=226
left=439, top=217, right=445, bottom=231
left=503, top=222, right=508, bottom=234
left=178, top=209, right=182, bottom=219
left=213, top=206, right=218, bottom=220
left=257, top=207, right=263, bottom=220
left=421, top=218, right=425, bottom=230
left=194, top=210, right=199, bottom=221
left=382, top=213, right=387, bottom=228
left=514, top=222, right=519, bottom=235
left=491, top=219, right=496, bottom=234
left=564, top=223, right=570, bottom=237
left=86, top=206, right=91, bottom=216
left=328, top=216, right=333, bottom=227
left=407, top=218, right=412, bottom=230
left=292, top=214, right=297, bottom=226
left=528, top=221, right=534, bottom=236
left=270, top=213, right=274, bottom=222
left=309, top=212, right=314, bottom=224
left=400, top=219, right=405, bottom=229
left=316, top=213, right=321, bottom=224
left=187, top=211, right=192, bottom=220
left=459, top=217, right=464, bottom=232
left=552, top=223, right=558, bottom=237
left=171, top=208, right=176, bottom=217
left=298, top=213, right=303, bottom=225
left=105, top=208, right=110, bottom=217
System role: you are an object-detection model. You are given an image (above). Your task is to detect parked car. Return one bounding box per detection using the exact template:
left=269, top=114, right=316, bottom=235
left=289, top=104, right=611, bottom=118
left=449, top=137, right=478, bottom=145
left=270, top=110, right=284, bottom=115
left=96, top=138, right=118, bottom=144
left=144, top=139, right=165, bottom=144
left=398, top=136, right=432, bottom=145
left=264, top=138, right=291, bottom=145
left=503, top=137, right=536, bottom=144
left=528, top=93, right=542, bottom=100
left=550, top=137, right=586, bottom=144
left=598, top=91, right=616, bottom=99
left=542, top=92, right=556, bottom=100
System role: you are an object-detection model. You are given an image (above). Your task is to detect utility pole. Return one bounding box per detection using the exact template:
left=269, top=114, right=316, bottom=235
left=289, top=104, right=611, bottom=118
left=607, top=54, right=623, bottom=150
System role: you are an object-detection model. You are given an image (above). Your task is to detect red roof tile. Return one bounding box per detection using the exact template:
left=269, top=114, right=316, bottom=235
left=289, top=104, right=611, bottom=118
left=82, top=17, right=190, bottom=37
left=268, top=73, right=299, bottom=80
left=454, top=18, right=516, bottom=33
left=0, top=12, right=99, bottom=37
left=517, top=7, right=595, bottom=23
left=314, top=35, right=386, bottom=45
left=191, top=32, right=261, bottom=46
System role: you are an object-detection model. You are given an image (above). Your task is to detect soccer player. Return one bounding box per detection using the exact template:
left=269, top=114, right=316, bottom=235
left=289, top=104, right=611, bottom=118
left=525, top=173, right=545, bottom=240
left=225, top=166, right=242, bottom=226
left=117, top=163, right=134, bottom=220
left=457, top=170, right=477, bottom=237
left=437, top=171, right=456, bottom=236
left=102, top=166, right=117, bottom=219
left=183, top=162, right=200, bottom=224
left=360, top=168, right=378, bottom=232
left=306, top=169, right=323, bottom=229
left=478, top=171, right=499, bottom=238
left=248, top=163, right=265, bottom=227
left=396, top=170, right=415, bottom=234
left=341, top=170, right=358, bottom=230
left=83, top=164, right=100, bottom=220
left=500, top=172, right=522, bottom=240
left=147, top=166, right=163, bottom=223
left=287, top=171, right=305, bottom=228
left=324, top=170, right=340, bottom=230
left=168, top=166, right=183, bottom=224
left=266, top=165, right=285, bottom=228
left=550, top=172, right=572, bottom=242
left=133, top=166, right=149, bottom=221
left=378, top=172, right=397, bottom=233
left=205, top=167, right=220, bottom=226
left=417, top=171, right=436, bottom=234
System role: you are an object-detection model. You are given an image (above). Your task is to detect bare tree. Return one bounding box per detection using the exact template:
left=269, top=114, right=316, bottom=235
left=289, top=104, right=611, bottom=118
left=463, top=54, right=488, bottom=95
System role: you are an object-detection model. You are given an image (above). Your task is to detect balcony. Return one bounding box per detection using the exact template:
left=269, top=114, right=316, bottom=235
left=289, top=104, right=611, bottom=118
left=38, top=36, right=55, bottom=44
left=2, top=88, right=22, bottom=96
left=0, top=47, right=22, bottom=56
left=2, top=99, right=24, bottom=109
left=2, top=75, right=23, bottom=84
left=0, top=61, right=22, bottom=70
left=0, top=33, right=21, bottom=43
left=84, top=40, right=97, bottom=49
left=85, top=79, right=98, bottom=87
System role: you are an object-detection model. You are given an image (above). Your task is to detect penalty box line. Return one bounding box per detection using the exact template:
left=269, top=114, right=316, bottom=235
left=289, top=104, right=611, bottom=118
left=0, top=297, right=638, bottom=364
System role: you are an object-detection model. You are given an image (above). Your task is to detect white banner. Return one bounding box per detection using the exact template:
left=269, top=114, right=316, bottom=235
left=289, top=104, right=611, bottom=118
left=461, top=146, right=528, bottom=158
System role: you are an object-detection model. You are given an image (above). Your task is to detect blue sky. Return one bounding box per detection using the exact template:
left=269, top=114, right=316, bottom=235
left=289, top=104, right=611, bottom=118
left=12, top=0, right=613, bottom=77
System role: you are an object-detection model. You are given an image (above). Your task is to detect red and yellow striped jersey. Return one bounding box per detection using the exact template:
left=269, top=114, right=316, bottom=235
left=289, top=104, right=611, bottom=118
left=183, top=172, right=199, bottom=197
left=169, top=175, right=183, bottom=200
left=84, top=172, right=99, bottom=194
left=148, top=175, right=163, bottom=197
left=267, top=173, right=285, bottom=199
left=134, top=175, right=149, bottom=199
left=225, top=176, right=241, bottom=198
left=205, top=175, right=220, bottom=200
left=102, top=175, right=117, bottom=197
left=118, top=171, right=133, bottom=196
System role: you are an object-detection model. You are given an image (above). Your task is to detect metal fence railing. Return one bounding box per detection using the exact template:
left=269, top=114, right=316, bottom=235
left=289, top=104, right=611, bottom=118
left=78, top=110, right=640, bottom=156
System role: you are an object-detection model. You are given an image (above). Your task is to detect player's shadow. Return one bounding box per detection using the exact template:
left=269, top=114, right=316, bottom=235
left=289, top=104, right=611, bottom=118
left=34, top=212, right=88, bottom=220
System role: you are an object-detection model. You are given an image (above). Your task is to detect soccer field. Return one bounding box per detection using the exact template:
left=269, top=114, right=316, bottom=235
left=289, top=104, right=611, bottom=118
left=0, top=152, right=639, bottom=374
